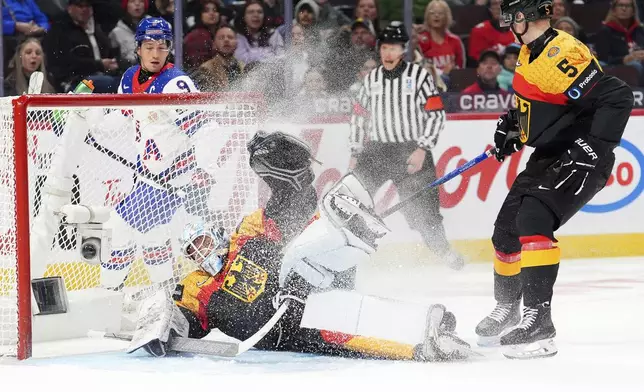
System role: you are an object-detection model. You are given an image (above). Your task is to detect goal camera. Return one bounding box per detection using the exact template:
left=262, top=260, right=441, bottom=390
left=58, top=205, right=113, bottom=265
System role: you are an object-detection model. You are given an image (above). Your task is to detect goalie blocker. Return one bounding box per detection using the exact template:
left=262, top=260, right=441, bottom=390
left=129, top=131, right=474, bottom=361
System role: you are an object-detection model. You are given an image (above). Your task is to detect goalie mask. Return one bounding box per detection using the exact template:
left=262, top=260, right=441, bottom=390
left=180, top=223, right=229, bottom=276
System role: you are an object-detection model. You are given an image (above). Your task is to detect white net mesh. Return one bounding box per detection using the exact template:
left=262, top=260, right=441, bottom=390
left=0, top=94, right=261, bottom=357
left=0, top=98, right=18, bottom=357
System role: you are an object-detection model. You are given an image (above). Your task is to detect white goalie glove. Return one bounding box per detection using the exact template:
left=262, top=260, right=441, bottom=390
left=127, top=290, right=190, bottom=357
left=279, top=173, right=390, bottom=290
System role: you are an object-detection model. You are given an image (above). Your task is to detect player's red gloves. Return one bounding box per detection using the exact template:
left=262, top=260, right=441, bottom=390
left=493, top=110, right=523, bottom=162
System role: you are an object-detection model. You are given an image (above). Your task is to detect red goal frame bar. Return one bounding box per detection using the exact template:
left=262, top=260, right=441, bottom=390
left=11, top=92, right=264, bottom=360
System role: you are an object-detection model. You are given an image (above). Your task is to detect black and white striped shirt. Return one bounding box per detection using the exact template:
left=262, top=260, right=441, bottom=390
left=350, top=61, right=445, bottom=154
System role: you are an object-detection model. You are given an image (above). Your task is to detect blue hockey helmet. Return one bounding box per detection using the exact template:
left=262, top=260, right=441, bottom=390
left=180, top=222, right=229, bottom=276
left=135, top=17, right=173, bottom=47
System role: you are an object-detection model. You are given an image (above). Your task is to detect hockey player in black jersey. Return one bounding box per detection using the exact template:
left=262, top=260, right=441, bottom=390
left=475, top=0, right=634, bottom=359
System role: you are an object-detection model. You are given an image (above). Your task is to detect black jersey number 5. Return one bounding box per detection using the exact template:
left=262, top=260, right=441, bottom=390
left=556, top=59, right=579, bottom=77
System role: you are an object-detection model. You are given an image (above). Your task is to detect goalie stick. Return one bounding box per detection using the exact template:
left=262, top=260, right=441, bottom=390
left=93, top=298, right=291, bottom=357
left=381, top=148, right=497, bottom=218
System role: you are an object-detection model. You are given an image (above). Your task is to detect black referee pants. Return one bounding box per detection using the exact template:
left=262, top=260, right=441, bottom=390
left=353, top=142, right=450, bottom=256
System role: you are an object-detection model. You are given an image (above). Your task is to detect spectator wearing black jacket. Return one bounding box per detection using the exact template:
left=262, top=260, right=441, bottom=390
left=262, top=0, right=283, bottom=30
left=43, top=0, right=121, bottom=92
left=4, top=37, right=56, bottom=95
left=595, top=0, right=644, bottom=78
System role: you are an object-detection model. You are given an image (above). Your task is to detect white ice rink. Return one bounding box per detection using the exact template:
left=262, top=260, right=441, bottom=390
left=1, top=257, right=643, bottom=392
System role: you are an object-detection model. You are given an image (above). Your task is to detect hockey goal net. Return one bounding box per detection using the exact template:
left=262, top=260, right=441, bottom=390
left=0, top=93, right=263, bottom=359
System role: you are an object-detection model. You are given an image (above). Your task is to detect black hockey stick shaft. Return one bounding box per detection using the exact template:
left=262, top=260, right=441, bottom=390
left=381, top=148, right=496, bottom=218
left=84, top=132, right=186, bottom=197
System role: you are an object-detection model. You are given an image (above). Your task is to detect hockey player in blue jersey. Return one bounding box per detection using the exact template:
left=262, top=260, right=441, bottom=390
left=101, top=17, right=205, bottom=290
left=118, top=17, right=197, bottom=94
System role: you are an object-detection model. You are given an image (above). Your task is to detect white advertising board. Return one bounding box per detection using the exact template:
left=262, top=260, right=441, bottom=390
left=268, top=110, right=644, bottom=260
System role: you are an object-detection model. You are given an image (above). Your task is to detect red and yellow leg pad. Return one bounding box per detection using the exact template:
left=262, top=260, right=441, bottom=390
left=519, top=235, right=561, bottom=306
left=320, top=331, right=415, bottom=360
left=494, top=251, right=521, bottom=277
left=520, top=235, right=561, bottom=269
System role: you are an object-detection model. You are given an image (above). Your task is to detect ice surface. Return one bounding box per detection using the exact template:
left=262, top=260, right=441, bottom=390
left=1, top=257, right=643, bottom=391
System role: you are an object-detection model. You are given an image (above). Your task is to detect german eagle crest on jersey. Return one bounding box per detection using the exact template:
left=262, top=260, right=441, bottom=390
left=222, top=255, right=268, bottom=303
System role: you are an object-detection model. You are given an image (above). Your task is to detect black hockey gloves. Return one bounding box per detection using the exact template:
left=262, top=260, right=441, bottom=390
left=544, top=137, right=605, bottom=195
left=494, top=110, right=523, bottom=162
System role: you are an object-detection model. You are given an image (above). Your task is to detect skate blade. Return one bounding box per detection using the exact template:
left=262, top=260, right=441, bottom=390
left=477, top=335, right=501, bottom=347
left=502, top=338, right=558, bottom=360
left=477, top=325, right=518, bottom=347
left=437, top=335, right=485, bottom=359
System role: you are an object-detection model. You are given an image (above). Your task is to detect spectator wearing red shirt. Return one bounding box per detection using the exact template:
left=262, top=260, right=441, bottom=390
left=462, top=50, right=506, bottom=94
left=467, top=0, right=515, bottom=66
left=183, top=0, right=221, bottom=70
left=417, top=0, right=465, bottom=73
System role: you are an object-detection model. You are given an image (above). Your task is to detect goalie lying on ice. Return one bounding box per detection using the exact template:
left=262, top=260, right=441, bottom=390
left=129, top=131, right=473, bottom=361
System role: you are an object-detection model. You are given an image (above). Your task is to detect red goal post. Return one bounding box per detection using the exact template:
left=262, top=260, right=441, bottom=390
left=1, top=92, right=265, bottom=360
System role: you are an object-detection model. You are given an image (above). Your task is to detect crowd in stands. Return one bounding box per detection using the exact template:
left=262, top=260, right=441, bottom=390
left=3, top=0, right=644, bottom=105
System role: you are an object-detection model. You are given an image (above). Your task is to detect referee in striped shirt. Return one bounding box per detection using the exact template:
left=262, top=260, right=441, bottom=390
left=350, top=21, right=463, bottom=269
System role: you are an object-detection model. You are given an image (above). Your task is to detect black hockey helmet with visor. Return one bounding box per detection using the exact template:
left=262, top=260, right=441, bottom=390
left=500, top=0, right=553, bottom=27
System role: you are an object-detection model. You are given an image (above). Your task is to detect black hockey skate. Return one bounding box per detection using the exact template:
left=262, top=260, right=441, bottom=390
left=475, top=299, right=521, bottom=346
left=501, top=302, right=557, bottom=360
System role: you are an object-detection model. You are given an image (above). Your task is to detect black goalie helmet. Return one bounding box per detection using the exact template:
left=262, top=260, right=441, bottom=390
left=378, top=21, right=410, bottom=46
left=500, top=0, right=553, bottom=27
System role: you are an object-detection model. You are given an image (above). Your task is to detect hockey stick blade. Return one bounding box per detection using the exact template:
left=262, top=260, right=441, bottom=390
left=168, top=337, right=239, bottom=357
left=92, top=331, right=240, bottom=357
left=28, top=71, right=44, bottom=94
